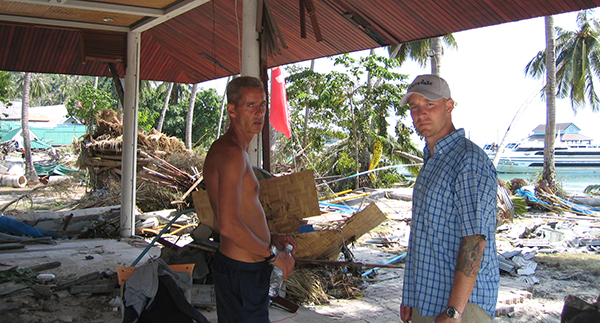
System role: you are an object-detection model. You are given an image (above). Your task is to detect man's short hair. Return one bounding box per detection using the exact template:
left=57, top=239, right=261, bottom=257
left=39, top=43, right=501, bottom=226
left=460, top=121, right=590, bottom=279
left=227, top=76, right=264, bottom=105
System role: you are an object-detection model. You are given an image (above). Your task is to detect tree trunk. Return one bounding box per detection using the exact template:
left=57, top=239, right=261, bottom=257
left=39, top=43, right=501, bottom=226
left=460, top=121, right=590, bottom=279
left=367, top=48, right=375, bottom=87
left=543, top=15, right=557, bottom=191
left=21, top=72, right=38, bottom=184
left=185, top=83, right=198, bottom=149
left=217, top=76, right=231, bottom=138
left=303, top=59, right=315, bottom=148
left=156, top=82, right=174, bottom=132
left=430, top=37, right=443, bottom=75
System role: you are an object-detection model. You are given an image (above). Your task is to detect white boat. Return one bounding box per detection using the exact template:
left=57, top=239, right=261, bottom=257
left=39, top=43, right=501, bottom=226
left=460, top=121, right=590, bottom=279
left=484, top=123, right=600, bottom=174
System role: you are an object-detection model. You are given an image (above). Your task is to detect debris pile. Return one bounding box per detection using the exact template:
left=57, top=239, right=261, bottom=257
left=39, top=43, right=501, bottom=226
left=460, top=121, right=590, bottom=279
left=76, top=110, right=204, bottom=211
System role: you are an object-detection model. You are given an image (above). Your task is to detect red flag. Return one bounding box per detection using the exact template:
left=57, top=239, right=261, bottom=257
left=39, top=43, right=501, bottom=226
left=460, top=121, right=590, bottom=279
left=270, top=67, right=291, bottom=139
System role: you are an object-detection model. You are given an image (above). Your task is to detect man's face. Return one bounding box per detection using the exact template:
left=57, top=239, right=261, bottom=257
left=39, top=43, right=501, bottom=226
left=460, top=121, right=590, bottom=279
left=228, top=87, right=267, bottom=135
left=408, top=93, right=454, bottom=142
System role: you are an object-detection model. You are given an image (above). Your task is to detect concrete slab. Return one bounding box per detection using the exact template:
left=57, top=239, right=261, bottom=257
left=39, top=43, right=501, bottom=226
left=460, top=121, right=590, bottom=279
left=0, top=238, right=161, bottom=278
left=199, top=305, right=338, bottom=322
left=0, top=238, right=340, bottom=322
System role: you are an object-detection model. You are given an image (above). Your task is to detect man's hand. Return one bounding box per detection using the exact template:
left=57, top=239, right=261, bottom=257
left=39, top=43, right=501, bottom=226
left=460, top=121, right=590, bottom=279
left=271, top=234, right=297, bottom=256
left=274, top=249, right=295, bottom=279
left=400, top=304, right=412, bottom=323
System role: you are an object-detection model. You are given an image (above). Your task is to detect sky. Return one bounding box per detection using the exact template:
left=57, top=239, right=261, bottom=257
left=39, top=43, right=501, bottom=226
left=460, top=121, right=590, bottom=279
left=199, top=10, right=600, bottom=148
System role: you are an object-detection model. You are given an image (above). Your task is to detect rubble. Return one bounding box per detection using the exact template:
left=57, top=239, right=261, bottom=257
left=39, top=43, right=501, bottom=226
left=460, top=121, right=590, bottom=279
left=76, top=110, right=204, bottom=211
left=1, top=160, right=599, bottom=322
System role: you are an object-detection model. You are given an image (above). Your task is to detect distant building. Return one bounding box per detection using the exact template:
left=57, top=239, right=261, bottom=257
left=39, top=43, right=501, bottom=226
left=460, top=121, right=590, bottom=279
left=0, top=101, right=86, bottom=147
left=528, top=123, right=592, bottom=146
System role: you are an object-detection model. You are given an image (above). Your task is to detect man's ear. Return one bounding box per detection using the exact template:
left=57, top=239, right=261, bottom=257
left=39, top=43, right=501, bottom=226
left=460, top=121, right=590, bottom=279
left=227, top=102, right=236, bottom=118
left=446, top=99, right=455, bottom=114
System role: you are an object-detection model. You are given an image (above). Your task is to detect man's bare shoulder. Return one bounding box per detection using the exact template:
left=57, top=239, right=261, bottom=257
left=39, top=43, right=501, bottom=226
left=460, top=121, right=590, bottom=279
left=205, top=136, right=245, bottom=171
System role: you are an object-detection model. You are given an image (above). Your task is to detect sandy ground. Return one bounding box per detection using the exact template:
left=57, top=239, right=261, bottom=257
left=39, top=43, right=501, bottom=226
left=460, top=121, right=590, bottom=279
left=1, top=185, right=599, bottom=322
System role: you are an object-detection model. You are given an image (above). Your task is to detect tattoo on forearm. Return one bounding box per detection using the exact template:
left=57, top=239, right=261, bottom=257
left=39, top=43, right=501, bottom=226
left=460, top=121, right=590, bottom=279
left=456, top=235, right=486, bottom=277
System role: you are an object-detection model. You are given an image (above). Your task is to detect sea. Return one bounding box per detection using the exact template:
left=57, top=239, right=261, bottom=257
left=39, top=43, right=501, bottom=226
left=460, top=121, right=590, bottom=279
left=497, top=170, right=600, bottom=196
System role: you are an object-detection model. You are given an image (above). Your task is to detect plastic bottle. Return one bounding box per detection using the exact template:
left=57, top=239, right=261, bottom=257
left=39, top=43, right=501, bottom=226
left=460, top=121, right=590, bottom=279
left=268, top=244, right=293, bottom=297
left=268, top=266, right=284, bottom=297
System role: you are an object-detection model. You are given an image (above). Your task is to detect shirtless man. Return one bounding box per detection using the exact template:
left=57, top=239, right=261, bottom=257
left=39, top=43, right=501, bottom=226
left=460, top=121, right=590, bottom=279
left=203, top=76, right=295, bottom=323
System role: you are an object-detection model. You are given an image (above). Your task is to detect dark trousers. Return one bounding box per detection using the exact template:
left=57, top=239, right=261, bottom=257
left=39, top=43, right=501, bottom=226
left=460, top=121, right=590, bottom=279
left=212, top=250, right=272, bottom=323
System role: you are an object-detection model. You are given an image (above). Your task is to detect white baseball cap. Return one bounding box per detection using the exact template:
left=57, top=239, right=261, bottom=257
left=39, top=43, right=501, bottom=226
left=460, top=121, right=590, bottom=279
left=400, top=74, right=451, bottom=106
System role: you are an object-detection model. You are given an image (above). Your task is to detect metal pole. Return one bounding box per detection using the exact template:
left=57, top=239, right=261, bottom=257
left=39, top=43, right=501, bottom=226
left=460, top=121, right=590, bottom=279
left=120, top=31, right=140, bottom=238
left=242, top=0, right=261, bottom=167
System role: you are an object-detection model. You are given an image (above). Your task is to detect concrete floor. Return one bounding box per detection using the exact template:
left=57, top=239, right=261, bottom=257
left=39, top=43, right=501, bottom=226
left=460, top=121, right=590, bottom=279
left=0, top=238, right=339, bottom=322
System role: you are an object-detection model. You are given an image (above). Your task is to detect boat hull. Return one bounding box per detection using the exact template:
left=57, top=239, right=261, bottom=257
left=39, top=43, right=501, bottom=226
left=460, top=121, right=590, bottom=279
left=495, top=152, right=600, bottom=173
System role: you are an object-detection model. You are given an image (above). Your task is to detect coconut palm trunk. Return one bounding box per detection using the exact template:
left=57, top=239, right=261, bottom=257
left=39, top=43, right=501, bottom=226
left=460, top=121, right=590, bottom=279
left=156, top=82, right=174, bottom=132
left=430, top=36, right=443, bottom=75
left=543, top=15, right=557, bottom=191
left=185, top=83, right=199, bottom=149
left=21, top=72, right=38, bottom=184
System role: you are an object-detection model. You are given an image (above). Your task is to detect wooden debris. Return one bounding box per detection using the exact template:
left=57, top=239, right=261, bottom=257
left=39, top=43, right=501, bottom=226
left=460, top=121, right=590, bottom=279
left=295, top=259, right=403, bottom=269
left=193, top=170, right=386, bottom=260
left=76, top=109, right=204, bottom=210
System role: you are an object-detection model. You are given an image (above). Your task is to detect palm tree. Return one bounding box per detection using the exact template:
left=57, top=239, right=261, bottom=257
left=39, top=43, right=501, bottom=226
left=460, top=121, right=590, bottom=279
left=388, top=34, right=457, bottom=76
left=525, top=10, right=600, bottom=190
left=8, top=72, right=49, bottom=106
left=156, top=82, right=174, bottom=132
left=21, top=72, right=38, bottom=183
left=185, top=83, right=199, bottom=149
left=526, top=10, right=600, bottom=112
left=544, top=16, right=558, bottom=191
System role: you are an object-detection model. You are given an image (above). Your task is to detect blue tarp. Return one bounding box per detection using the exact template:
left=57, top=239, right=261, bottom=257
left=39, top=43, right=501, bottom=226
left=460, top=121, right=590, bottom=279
left=516, top=188, right=600, bottom=215
left=0, top=215, right=55, bottom=237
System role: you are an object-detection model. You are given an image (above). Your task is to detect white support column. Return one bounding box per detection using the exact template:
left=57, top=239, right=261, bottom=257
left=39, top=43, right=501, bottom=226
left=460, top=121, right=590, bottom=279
left=242, top=0, right=261, bottom=167
left=120, top=31, right=141, bottom=238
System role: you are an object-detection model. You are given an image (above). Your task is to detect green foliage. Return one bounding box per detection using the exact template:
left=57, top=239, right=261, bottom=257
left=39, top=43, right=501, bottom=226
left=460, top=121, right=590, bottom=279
left=281, top=53, right=422, bottom=191
left=510, top=196, right=528, bottom=217
left=584, top=184, right=600, bottom=195
left=387, top=34, right=458, bottom=67
left=525, top=10, right=600, bottom=111
left=66, top=84, right=116, bottom=132
left=143, top=85, right=224, bottom=147
left=0, top=71, right=10, bottom=105
left=7, top=72, right=98, bottom=106
left=138, top=109, right=159, bottom=132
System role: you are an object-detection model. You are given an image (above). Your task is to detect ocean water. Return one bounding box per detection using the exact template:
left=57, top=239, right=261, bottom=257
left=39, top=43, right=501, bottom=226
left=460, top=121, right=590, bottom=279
left=497, top=170, right=600, bottom=195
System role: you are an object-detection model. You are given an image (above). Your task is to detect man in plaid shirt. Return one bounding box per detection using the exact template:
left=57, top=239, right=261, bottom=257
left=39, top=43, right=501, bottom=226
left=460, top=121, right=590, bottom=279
left=400, top=75, right=499, bottom=323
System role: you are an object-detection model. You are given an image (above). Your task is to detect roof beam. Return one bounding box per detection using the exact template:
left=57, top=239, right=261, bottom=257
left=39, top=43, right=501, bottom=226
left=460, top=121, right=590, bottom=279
left=0, top=13, right=130, bottom=32
left=131, top=0, right=211, bottom=33
left=3, top=0, right=165, bottom=17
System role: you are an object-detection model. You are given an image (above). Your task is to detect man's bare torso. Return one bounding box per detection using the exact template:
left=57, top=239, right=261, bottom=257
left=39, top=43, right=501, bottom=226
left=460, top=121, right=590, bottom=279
left=203, top=133, right=271, bottom=263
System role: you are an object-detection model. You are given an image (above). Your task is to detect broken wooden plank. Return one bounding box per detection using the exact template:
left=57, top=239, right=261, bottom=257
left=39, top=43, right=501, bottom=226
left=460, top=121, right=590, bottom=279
left=295, top=259, right=403, bottom=269
left=28, top=261, right=61, bottom=272
left=0, top=282, right=29, bottom=296
left=270, top=295, right=299, bottom=313
left=341, top=202, right=387, bottom=243
left=177, top=175, right=204, bottom=202
left=57, top=272, right=102, bottom=290
left=0, top=243, right=25, bottom=251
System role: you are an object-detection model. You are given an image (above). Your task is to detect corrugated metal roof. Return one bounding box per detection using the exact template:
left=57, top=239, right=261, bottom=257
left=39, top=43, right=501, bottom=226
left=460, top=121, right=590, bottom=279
left=1, top=0, right=599, bottom=84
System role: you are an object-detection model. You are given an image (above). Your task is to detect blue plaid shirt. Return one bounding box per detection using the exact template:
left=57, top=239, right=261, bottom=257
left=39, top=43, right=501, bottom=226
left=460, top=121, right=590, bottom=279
left=402, top=129, right=499, bottom=318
